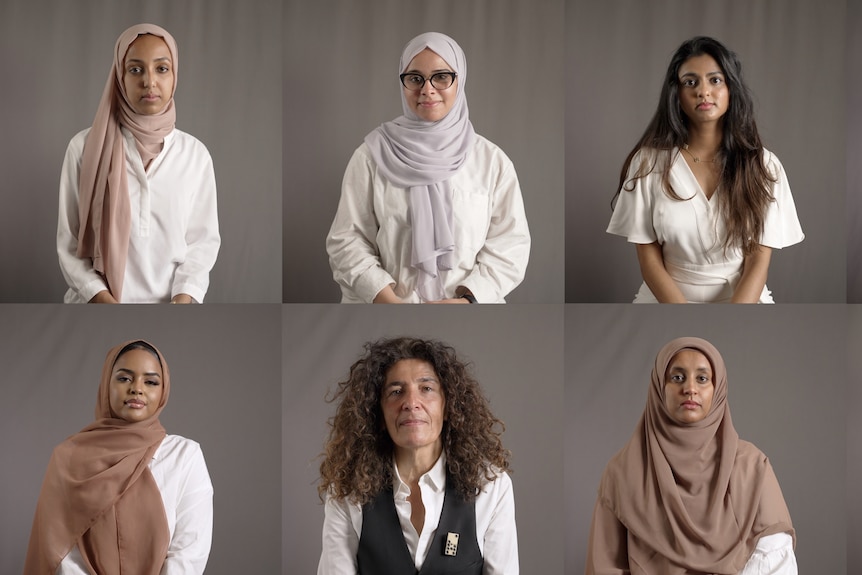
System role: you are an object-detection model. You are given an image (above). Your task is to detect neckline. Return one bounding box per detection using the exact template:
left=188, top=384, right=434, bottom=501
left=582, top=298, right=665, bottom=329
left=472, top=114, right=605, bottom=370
left=676, top=148, right=718, bottom=203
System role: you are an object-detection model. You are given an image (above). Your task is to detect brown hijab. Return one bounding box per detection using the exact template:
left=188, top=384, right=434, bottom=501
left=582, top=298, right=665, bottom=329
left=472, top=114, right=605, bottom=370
left=597, top=337, right=794, bottom=574
left=24, top=341, right=171, bottom=575
left=76, top=24, right=178, bottom=301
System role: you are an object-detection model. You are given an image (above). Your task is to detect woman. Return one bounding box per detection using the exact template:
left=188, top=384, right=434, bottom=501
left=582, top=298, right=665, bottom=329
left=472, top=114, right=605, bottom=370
left=326, top=32, right=530, bottom=303
left=586, top=337, right=796, bottom=575
left=57, top=24, right=220, bottom=304
left=24, top=340, right=213, bottom=574
left=607, top=37, right=803, bottom=303
left=317, top=337, right=518, bottom=574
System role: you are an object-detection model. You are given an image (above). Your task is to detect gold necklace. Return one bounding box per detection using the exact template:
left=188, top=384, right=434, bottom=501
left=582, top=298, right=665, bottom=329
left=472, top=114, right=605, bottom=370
left=682, top=144, right=717, bottom=164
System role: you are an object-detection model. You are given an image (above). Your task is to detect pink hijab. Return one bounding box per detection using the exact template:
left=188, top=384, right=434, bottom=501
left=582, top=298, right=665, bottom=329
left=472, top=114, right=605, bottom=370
left=364, top=32, right=475, bottom=301
left=76, top=24, right=178, bottom=301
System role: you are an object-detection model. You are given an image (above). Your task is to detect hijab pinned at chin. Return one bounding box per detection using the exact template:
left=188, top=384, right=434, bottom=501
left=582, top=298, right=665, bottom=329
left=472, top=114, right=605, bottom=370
left=24, top=340, right=172, bottom=575
left=364, top=32, right=476, bottom=301
left=76, top=23, right=178, bottom=302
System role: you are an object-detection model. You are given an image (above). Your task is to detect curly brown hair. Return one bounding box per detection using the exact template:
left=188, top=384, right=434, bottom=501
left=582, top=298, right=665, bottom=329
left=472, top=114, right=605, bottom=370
left=318, top=337, right=511, bottom=506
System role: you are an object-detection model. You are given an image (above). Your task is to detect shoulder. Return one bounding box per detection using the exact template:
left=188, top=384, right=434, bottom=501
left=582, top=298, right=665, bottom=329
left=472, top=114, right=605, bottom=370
left=66, top=128, right=92, bottom=156
left=597, top=443, right=636, bottom=503
left=344, top=142, right=378, bottom=175
left=169, top=128, right=213, bottom=158
left=157, top=434, right=206, bottom=464
left=733, top=439, right=769, bottom=474
left=468, top=133, right=515, bottom=168
left=352, top=142, right=373, bottom=163
left=760, top=147, right=785, bottom=175
left=474, top=467, right=514, bottom=503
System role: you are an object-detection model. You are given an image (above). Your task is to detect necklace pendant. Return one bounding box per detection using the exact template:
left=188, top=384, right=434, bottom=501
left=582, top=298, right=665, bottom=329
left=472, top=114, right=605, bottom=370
left=693, top=157, right=700, bottom=163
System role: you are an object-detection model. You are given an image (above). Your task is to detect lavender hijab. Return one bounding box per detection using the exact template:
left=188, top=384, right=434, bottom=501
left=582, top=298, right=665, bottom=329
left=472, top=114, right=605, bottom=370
left=364, top=32, right=476, bottom=301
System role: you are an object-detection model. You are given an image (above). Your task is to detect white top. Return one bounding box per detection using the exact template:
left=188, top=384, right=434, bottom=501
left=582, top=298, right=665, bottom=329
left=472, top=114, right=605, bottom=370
left=57, top=434, right=214, bottom=575
left=57, top=127, right=221, bottom=303
left=606, top=148, right=803, bottom=303
left=326, top=136, right=531, bottom=303
left=317, top=453, right=519, bottom=574
left=739, top=533, right=797, bottom=575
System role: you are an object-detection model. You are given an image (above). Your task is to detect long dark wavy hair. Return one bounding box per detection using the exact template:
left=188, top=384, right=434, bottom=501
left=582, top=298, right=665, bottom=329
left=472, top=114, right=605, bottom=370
left=613, top=36, right=776, bottom=256
left=318, top=337, right=511, bottom=505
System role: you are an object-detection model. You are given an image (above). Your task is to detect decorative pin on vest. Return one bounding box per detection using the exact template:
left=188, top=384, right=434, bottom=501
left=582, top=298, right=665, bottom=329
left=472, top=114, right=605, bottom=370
left=445, top=532, right=459, bottom=556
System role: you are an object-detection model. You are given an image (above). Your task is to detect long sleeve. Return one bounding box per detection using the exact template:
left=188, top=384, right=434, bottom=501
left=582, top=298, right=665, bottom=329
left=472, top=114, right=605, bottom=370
left=326, top=146, right=397, bottom=302
left=585, top=498, right=630, bottom=575
left=57, top=129, right=110, bottom=302
left=169, top=143, right=220, bottom=302
left=159, top=441, right=213, bottom=575
left=317, top=496, right=361, bottom=575
left=478, top=471, right=519, bottom=575
left=457, top=147, right=530, bottom=304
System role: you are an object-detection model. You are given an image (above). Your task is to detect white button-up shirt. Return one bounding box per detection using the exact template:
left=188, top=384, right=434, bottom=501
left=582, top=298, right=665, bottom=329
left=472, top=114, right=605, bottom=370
left=318, top=453, right=519, bottom=574
left=327, top=136, right=530, bottom=303
left=57, top=127, right=220, bottom=303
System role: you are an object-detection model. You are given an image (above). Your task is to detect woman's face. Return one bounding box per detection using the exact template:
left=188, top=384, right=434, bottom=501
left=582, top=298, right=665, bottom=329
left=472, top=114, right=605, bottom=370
left=402, top=48, right=458, bottom=122
left=380, top=358, right=446, bottom=455
left=123, top=34, right=174, bottom=115
left=663, top=349, right=714, bottom=424
left=108, top=348, right=164, bottom=422
left=677, top=53, right=729, bottom=125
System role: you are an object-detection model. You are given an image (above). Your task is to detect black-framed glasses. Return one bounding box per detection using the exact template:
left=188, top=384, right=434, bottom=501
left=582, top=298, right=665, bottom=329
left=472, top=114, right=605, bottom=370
left=399, top=71, right=457, bottom=91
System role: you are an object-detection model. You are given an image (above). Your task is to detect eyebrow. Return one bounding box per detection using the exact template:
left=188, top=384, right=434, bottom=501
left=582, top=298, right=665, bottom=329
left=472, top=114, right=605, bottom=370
left=679, top=70, right=723, bottom=78
left=115, top=367, right=161, bottom=378
left=404, top=68, right=453, bottom=75
left=126, top=57, right=172, bottom=64
left=667, top=365, right=712, bottom=373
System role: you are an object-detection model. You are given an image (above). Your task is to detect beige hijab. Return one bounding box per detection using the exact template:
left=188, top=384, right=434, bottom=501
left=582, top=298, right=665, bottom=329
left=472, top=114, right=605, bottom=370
left=597, top=337, right=794, bottom=574
left=76, top=24, right=178, bottom=301
left=24, top=341, right=171, bottom=575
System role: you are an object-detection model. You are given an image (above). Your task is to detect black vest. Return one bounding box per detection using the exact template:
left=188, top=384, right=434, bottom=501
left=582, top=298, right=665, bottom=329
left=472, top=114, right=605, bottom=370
left=357, top=476, right=483, bottom=575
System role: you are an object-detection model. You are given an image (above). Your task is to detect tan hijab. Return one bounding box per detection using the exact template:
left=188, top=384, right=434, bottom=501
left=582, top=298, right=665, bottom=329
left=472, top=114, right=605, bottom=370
left=597, top=337, right=794, bottom=574
left=24, top=341, right=171, bottom=575
left=76, top=24, right=178, bottom=301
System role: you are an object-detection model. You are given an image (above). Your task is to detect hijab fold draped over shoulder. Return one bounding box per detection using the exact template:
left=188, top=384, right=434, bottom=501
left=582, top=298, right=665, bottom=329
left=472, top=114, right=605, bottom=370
left=76, top=24, right=178, bottom=302
left=364, top=32, right=475, bottom=301
left=24, top=341, right=171, bottom=575
left=597, top=337, right=794, bottom=574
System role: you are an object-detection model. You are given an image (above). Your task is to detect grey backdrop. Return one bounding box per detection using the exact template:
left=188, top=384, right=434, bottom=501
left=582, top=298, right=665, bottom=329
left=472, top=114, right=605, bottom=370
left=0, top=305, right=282, bottom=574
left=566, top=0, right=847, bottom=302
left=0, top=0, right=282, bottom=303
left=849, top=306, right=861, bottom=572
left=282, top=305, right=564, bottom=574
left=848, top=0, right=862, bottom=301
left=565, top=304, right=847, bottom=574
left=283, top=0, right=565, bottom=303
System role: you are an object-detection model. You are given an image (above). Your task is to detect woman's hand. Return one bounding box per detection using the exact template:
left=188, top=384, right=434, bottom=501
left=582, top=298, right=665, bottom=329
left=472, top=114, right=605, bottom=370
left=635, top=242, right=688, bottom=303
left=170, top=293, right=194, bottom=304
left=89, top=290, right=118, bottom=304
left=730, top=245, right=772, bottom=303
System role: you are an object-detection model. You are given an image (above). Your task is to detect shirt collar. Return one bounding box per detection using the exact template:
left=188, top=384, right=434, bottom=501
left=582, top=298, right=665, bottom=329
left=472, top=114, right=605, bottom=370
left=392, top=451, right=447, bottom=497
